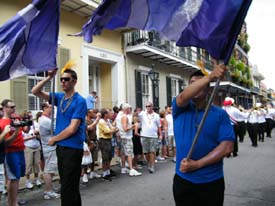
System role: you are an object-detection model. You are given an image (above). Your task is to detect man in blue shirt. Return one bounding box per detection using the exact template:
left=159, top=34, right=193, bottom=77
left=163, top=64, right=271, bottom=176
left=172, top=63, right=235, bottom=206
left=32, top=68, right=87, bottom=206
left=86, top=91, right=98, bottom=110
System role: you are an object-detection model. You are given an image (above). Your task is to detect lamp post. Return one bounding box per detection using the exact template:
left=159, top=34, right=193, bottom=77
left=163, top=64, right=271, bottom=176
left=148, top=64, right=159, bottom=112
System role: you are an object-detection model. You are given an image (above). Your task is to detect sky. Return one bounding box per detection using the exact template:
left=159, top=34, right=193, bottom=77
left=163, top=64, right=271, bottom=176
left=245, top=0, right=275, bottom=90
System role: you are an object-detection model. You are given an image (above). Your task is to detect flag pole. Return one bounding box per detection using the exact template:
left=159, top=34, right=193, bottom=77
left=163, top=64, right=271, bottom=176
left=51, top=75, right=55, bottom=136
left=186, top=78, right=221, bottom=160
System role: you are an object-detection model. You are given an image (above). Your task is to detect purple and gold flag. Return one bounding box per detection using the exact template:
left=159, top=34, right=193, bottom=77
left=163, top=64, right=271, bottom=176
left=78, top=0, right=252, bottom=63
left=0, top=0, right=60, bottom=81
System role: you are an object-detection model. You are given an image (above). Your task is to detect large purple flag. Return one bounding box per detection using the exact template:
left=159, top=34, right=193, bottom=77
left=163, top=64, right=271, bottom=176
left=0, top=0, right=60, bottom=81
left=78, top=0, right=252, bottom=63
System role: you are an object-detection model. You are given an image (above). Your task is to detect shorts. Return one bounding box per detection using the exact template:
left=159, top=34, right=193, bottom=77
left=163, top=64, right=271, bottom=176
left=24, top=146, right=41, bottom=175
left=141, top=137, right=158, bottom=153
left=5, top=151, right=25, bottom=180
left=43, top=150, right=58, bottom=174
left=121, top=138, right=134, bottom=156
left=89, top=140, right=99, bottom=162
left=0, top=164, right=4, bottom=193
left=98, top=139, right=112, bottom=163
left=168, top=135, right=176, bottom=147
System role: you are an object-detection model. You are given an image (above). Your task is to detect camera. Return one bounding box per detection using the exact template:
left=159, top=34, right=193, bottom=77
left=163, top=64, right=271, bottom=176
left=11, top=116, right=33, bottom=127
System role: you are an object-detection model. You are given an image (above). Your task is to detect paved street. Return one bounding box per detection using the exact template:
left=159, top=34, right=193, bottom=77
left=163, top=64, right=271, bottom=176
left=1, top=133, right=275, bottom=206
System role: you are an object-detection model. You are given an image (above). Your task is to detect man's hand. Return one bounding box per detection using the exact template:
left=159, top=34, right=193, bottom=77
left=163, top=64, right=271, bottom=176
left=3, top=125, right=12, bottom=135
left=180, top=158, right=200, bottom=173
left=47, top=69, right=57, bottom=79
left=208, top=62, right=227, bottom=82
left=48, top=137, right=56, bottom=146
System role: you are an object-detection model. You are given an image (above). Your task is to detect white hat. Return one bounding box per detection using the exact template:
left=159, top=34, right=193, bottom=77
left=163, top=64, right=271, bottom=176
left=122, top=103, right=131, bottom=110
left=256, top=102, right=262, bottom=107
left=225, top=97, right=235, bottom=104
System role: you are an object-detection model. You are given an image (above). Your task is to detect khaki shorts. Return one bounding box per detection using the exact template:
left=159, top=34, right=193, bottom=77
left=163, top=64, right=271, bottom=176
left=0, top=164, right=4, bottom=193
left=24, top=147, right=40, bottom=175
left=168, top=135, right=176, bottom=147
left=121, top=138, right=134, bottom=156
left=141, top=137, right=158, bottom=153
left=43, top=150, right=58, bottom=174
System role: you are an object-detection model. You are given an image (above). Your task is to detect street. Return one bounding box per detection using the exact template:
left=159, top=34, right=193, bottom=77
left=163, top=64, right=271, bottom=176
left=1, top=133, right=275, bottom=206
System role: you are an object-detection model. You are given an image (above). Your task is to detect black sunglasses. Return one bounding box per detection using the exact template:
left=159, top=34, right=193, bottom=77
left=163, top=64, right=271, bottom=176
left=60, top=77, right=71, bottom=82
left=146, top=105, right=152, bottom=108
left=7, top=105, right=16, bottom=109
left=0, top=108, right=3, bottom=110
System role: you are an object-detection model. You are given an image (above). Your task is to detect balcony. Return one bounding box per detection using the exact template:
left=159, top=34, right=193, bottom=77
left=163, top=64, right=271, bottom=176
left=250, top=86, right=260, bottom=95
left=125, top=30, right=213, bottom=72
left=61, top=0, right=101, bottom=17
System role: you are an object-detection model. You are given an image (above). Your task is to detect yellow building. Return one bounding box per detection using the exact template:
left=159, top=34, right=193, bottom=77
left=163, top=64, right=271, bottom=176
left=0, top=0, right=126, bottom=113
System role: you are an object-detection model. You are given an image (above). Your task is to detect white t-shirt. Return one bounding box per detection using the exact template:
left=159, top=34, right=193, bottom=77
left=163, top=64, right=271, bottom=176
left=139, top=111, right=160, bottom=138
left=23, top=124, right=40, bottom=149
left=166, top=113, right=174, bottom=136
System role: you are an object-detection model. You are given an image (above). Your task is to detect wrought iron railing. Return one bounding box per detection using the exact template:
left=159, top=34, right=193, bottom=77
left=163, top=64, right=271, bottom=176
left=125, top=30, right=213, bottom=71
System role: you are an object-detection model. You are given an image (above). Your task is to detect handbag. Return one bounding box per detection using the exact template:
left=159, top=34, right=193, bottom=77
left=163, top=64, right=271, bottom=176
left=81, top=142, right=93, bottom=165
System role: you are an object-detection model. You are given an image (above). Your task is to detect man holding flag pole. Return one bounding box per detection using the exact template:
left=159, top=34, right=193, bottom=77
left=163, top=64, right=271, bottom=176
left=74, top=0, right=252, bottom=205
left=172, top=63, right=234, bottom=205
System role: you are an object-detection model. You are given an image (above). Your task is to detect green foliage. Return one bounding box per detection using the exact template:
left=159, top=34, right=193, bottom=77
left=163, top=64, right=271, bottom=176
left=243, top=43, right=251, bottom=53
left=236, top=61, right=246, bottom=72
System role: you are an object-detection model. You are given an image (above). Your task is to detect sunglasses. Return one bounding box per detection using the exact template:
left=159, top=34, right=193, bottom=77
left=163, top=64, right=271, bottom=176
left=146, top=105, right=152, bottom=108
left=7, top=105, right=16, bottom=109
left=0, top=108, right=3, bottom=110
left=60, top=77, right=71, bottom=82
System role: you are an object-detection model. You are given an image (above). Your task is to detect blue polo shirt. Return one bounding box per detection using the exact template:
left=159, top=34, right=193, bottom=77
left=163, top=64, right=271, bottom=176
left=172, top=99, right=235, bottom=183
left=50, top=92, right=87, bottom=150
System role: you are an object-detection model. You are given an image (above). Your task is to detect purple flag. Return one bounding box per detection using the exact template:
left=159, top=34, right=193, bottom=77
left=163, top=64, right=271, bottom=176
left=78, top=0, right=252, bottom=63
left=0, top=0, right=60, bottom=81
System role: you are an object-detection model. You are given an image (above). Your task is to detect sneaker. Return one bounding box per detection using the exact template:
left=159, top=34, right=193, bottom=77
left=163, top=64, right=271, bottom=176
left=109, top=169, right=117, bottom=178
left=82, top=174, right=89, bottom=183
left=172, top=157, right=176, bottom=163
left=25, top=180, right=34, bottom=189
left=2, top=186, right=7, bottom=195
left=149, top=167, right=155, bottom=174
left=35, top=179, right=42, bottom=186
left=121, top=167, right=129, bottom=174
left=101, top=175, right=112, bottom=182
left=129, top=169, right=142, bottom=176
left=157, top=156, right=165, bottom=161
left=89, top=172, right=101, bottom=179
left=44, top=191, right=60, bottom=200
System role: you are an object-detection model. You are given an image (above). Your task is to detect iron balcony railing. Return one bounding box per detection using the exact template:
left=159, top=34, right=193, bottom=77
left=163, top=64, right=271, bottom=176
left=125, top=30, right=213, bottom=71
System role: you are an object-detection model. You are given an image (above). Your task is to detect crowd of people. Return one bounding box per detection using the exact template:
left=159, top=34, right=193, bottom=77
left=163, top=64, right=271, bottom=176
left=0, top=67, right=177, bottom=206
left=1, top=64, right=275, bottom=206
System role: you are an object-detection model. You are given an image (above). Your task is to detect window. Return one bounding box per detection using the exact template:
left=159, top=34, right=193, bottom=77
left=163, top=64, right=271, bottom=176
left=141, top=73, right=151, bottom=107
left=28, top=72, right=51, bottom=111
left=89, top=65, right=100, bottom=93
left=171, top=79, right=178, bottom=99
left=167, top=76, right=184, bottom=106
